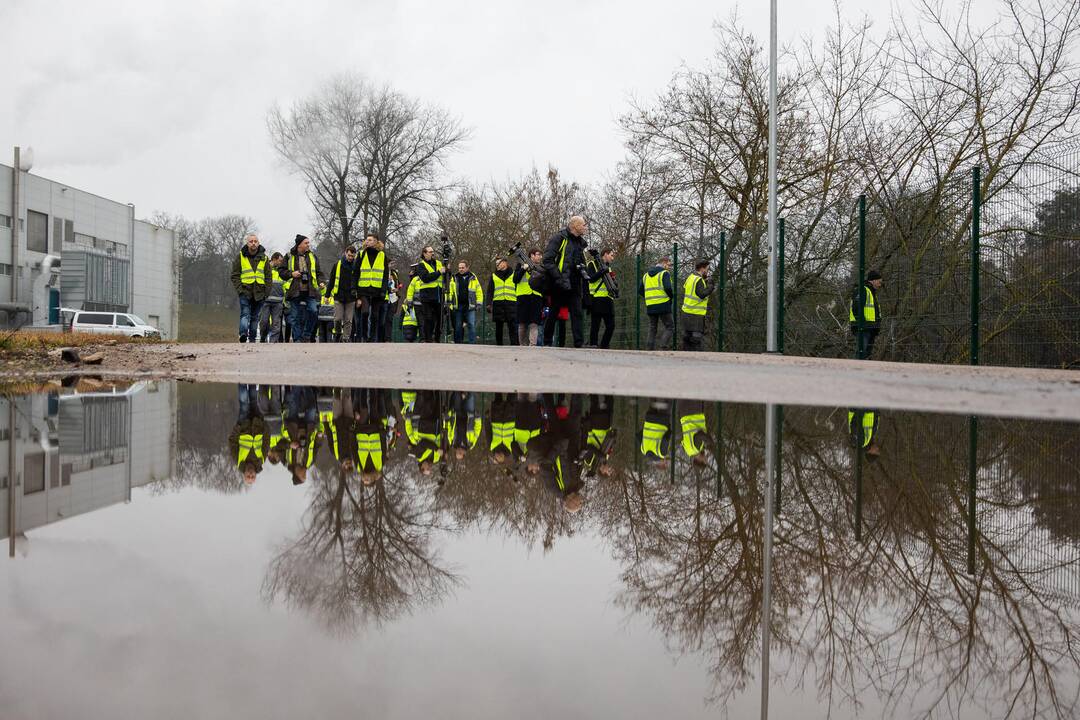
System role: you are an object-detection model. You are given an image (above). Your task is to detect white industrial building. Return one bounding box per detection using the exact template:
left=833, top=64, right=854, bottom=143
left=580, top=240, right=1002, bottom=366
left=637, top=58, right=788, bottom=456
left=0, top=147, right=179, bottom=338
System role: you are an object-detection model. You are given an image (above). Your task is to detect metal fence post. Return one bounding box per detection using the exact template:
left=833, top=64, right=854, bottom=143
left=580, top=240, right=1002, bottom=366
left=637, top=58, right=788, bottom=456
left=971, top=166, right=981, bottom=366
left=635, top=253, right=642, bottom=350
left=967, top=415, right=978, bottom=575
left=856, top=195, right=866, bottom=359
left=717, top=231, right=726, bottom=352
left=672, top=242, right=679, bottom=351
left=778, top=219, right=785, bottom=354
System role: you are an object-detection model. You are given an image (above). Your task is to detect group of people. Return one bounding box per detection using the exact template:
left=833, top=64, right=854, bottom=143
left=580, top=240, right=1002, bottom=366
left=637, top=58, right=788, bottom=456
left=232, top=215, right=883, bottom=357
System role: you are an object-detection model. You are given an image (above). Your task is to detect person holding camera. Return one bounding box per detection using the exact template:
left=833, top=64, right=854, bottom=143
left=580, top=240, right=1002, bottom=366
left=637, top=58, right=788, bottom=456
left=415, top=244, right=446, bottom=342
left=356, top=233, right=389, bottom=342
left=514, top=247, right=544, bottom=346
left=542, top=215, right=589, bottom=348
left=280, top=234, right=326, bottom=343
left=585, top=247, right=617, bottom=348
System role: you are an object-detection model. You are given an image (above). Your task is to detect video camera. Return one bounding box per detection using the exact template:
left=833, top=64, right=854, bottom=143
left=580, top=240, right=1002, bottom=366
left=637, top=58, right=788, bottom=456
left=440, top=234, right=452, bottom=261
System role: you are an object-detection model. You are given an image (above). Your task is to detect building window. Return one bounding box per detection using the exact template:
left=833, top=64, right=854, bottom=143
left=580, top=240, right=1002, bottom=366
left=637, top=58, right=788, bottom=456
left=0, top=264, right=12, bottom=276
left=24, top=453, right=45, bottom=495
left=27, top=210, right=48, bottom=253
left=0, top=214, right=11, bottom=228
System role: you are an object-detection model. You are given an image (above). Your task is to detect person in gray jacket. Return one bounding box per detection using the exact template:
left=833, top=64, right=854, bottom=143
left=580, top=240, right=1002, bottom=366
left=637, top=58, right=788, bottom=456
left=259, top=252, right=285, bottom=342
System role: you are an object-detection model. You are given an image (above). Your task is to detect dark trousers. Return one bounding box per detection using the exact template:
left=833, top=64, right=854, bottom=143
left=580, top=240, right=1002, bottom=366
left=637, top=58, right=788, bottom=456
left=646, top=312, right=674, bottom=350
left=589, top=304, right=615, bottom=348
left=259, top=301, right=283, bottom=342
left=358, top=297, right=384, bottom=342
left=238, top=296, right=263, bottom=342
left=417, top=303, right=441, bottom=343
left=855, top=328, right=879, bottom=359
left=543, top=290, right=584, bottom=348
left=682, top=330, right=704, bottom=351
left=288, top=296, right=319, bottom=342
left=495, top=319, right=518, bottom=345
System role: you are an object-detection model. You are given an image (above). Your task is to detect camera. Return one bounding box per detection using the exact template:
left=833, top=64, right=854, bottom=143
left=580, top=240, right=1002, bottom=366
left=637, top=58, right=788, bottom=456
left=440, top=234, right=451, bottom=260
left=300, top=271, right=311, bottom=283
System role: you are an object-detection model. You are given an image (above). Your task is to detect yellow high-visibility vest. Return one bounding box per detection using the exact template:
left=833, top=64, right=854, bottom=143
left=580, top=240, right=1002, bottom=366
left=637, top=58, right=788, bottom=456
left=417, top=259, right=445, bottom=292
left=237, top=433, right=264, bottom=466
left=282, top=252, right=318, bottom=294
left=849, top=286, right=877, bottom=323
left=680, top=412, right=707, bottom=457
left=640, top=420, right=668, bottom=458
left=848, top=411, right=876, bottom=448
left=682, top=274, right=707, bottom=316
left=492, top=274, right=517, bottom=302
left=356, top=432, right=383, bottom=471
left=490, top=421, right=515, bottom=453
left=358, top=251, right=385, bottom=289
left=516, top=270, right=537, bottom=298
left=643, top=270, right=670, bottom=307
left=588, top=260, right=609, bottom=299
left=239, top=254, right=267, bottom=286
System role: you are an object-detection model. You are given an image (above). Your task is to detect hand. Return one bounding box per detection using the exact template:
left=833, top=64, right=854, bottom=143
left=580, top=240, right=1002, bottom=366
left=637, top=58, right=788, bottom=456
left=486, top=305, right=492, bottom=313
left=319, top=283, right=326, bottom=290
left=291, top=271, right=301, bottom=278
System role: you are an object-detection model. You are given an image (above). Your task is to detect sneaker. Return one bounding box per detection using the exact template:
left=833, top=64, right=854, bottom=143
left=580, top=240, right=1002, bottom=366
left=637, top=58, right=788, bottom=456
left=239, top=335, right=247, bottom=344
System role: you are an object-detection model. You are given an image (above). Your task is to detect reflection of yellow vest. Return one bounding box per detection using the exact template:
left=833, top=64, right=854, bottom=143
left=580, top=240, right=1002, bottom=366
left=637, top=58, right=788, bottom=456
left=467, top=418, right=482, bottom=449
left=640, top=420, right=668, bottom=458
left=237, top=433, right=264, bottom=466
left=515, top=426, right=541, bottom=453
left=319, top=411, right=339, bottom=459
left=356, top=432, right=383, bottom=471
left=287, top=433, right=317, bottom=468
left=587, top=428, right=608, bottom=450
left=490, top=421, right=515, bottom=453
left=848, top=411, right=876, bottom=448
left=680, top=413, right=707, bottom=457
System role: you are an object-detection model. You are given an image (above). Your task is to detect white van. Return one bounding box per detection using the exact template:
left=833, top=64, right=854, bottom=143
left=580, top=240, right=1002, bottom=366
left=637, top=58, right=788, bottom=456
left=69, top=311, right=161, bottom=338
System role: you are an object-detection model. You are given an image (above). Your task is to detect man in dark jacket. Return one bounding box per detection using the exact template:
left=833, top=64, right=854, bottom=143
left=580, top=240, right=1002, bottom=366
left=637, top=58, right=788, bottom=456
left=279, top=234, right=326, bottom=343
left=542, top=215, right=589, bottom=348
left=356, top=233, right=389, bottom=343
left=230, top=234, right=273, bottom=343
left=414, top=244, right=445, bottom=342
left=638, top=257, right=674, bottom=350
left=681, top=259, right=715, bottom=351
left=849, top=269, right=884, bottom=359
left=585, top=247, right=617, bottom=348
left=486, top=257, right=518, bottom=346
left=325, top=245, right=360, bottom=342
left=515, top=248, right=544, bottom=346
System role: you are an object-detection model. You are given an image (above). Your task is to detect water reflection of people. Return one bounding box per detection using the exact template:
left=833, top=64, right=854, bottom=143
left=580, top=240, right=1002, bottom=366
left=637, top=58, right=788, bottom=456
left=582, top=394, right=616, bottom=478
left=514, top=393, right=544, bottom=476
left=538, top=394, right=585, bottom=513
left=230, top=384, right=269, bottom=485
left=408, top=390, right=444, bottom=477
left=447, top=391, right=482, bottom=461
left=848, top=408, right=881, bottom=461
left=284, top=385, right=320, bottom=484
left=638, top=399, right=672, bottom=468
left=488, top=392, right=516, bottom=466
left=678, top=399, right=711, bottom=465
left=258, top=384, right=286, bottom=468
left=353, top=388, right=387, bottom=485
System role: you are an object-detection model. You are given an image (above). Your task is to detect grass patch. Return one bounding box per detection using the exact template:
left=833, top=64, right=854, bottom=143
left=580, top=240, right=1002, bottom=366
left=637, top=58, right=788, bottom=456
left=180, top=303, right=238, bottom=343
left=0, top=329, right=157, bottom=353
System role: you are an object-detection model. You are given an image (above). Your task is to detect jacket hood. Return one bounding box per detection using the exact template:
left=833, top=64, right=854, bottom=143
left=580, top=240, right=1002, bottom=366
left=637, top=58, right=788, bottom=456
left=647, top=266, right=668, bottom=276
left=242, top=244, right=267, bottom=258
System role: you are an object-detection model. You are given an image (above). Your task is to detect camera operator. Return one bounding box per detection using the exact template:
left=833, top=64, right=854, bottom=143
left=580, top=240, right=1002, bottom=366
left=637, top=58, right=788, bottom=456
left=280, top=234, right=326, bottom=343
left=415, top=244, right=446, bottom=342
left=542, top=215, right=589, bottom=348
left=514, top=247, right=543, bottom=346
left=585, top=247, right=617, bottom=348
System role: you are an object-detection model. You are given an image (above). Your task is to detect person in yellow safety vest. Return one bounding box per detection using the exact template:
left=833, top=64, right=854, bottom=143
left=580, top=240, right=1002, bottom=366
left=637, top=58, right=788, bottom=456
left=231, top=384, right=269, bottom=486
left=486, top=257, right=519, bottom=346
left=230, top=233, right=274, bottom=344
left=354, top=233, right=389, bottom=343
left=449, top=260, right=484, bottom=344
left=849, top=269, right=884, bottom=359
left=541, top=216, right=589, bottom=348
left=678, top=399, right=711, bottom=465
left=581, top=394, right=616, bottom=477
left=639, top=257, right=674, bottom=350
left=383, top=262, right=402, bottom=342
left=324, top=244, right=360, bottom=342
left=351, top=393, right=385, bottom=485
left=848, top=408, right=881, bottom=461
left=411, top=390, right=444, bottom=477
left=638, top=399, right=672, bottom=467
left=400, top=275, right=421, bottom=343
left=414, top=244, right=446, bottom=343
left=279, top=234, right=326, bottom=343
left=284, top=385, right=320, bottom=484
left=258, top=384, right=286, bottom=467
left=447, top=391, right=482, bottom=461
left=513, top=393, right=543, bottom=469
left=514, top=247, right=544, bottom=346
left=681, top=259, right=716, bottom=351
left=585, top=247, right=618, bottom=348
left=487, top=392, right=516, bottom=465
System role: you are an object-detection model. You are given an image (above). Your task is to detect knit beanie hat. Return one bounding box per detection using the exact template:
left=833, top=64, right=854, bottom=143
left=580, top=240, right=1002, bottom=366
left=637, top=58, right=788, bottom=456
left=294, top=234, right=309, bottom=249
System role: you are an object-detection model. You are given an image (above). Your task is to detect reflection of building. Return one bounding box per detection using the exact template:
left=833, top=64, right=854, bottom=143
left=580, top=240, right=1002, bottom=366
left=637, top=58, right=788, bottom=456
left=0, top=381, right=176, bottom=551
left=0, top=148, right=179, bottom=337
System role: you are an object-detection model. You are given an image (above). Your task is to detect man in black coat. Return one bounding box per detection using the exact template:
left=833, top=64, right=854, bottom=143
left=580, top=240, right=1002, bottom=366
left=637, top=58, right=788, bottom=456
left=542, top=215, right=589, bottom=348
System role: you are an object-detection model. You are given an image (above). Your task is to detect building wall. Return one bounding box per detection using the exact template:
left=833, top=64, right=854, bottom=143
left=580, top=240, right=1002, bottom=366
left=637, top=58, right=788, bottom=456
left=0, top=160, right=178, bottom=338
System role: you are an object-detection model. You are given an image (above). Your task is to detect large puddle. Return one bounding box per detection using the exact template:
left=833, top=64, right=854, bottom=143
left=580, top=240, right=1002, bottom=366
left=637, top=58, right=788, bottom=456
left=0, top=380, right=1077, bottom=719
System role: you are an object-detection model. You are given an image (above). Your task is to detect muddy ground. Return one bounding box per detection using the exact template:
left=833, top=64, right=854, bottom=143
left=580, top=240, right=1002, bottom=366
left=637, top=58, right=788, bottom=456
left=2, top=341, right=1077, bottom=422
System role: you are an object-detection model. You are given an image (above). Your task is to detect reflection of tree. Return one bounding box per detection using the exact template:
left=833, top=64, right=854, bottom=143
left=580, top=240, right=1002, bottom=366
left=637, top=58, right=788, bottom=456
left=262, top=463, right=460, bottom=632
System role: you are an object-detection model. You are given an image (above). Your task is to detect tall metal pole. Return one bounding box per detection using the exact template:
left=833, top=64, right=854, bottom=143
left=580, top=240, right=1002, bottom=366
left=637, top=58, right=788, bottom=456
left=717, top=232, right=726, bottom=352
left=971, top=166, right=981, bottom=366
left=11, top=147, right=20, bottom=304
left=761, top=402, right=777, bottom=718
left=765, top=0, right=779, bottom=354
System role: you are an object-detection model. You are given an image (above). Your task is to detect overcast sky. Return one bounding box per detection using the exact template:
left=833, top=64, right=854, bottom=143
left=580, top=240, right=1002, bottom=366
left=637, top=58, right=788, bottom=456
left=2, top=0, right=888, bottom=251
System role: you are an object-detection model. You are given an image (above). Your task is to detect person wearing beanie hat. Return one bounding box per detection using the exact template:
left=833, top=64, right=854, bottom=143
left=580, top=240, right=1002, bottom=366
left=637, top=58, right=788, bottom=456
left=278, top=234, right=326, bottom=343
left=849, top=268, right=884, bottom=359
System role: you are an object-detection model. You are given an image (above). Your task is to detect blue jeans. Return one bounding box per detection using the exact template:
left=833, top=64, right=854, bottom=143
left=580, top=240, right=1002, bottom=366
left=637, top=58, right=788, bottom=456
left=453, top=307, right=476, bottom=344
left=288, top=296, right=319, bottom=341
left=238, top=296, right=264, bottom=341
